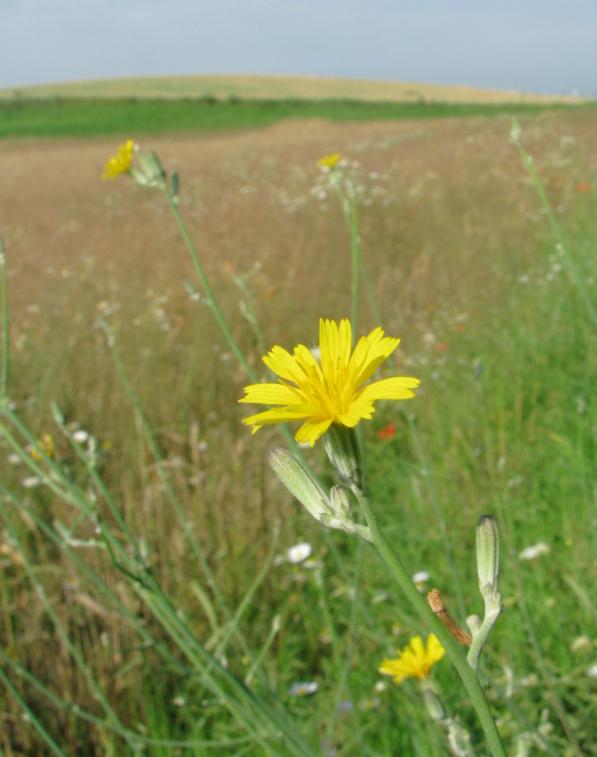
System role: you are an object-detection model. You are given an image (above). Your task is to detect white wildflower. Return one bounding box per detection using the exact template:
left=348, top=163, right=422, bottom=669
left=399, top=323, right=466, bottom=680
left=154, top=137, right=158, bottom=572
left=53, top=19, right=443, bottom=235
left=288, top=681, right=318, bottom=696
left=412, top=570, right=430, bottom=587
left=570, top=636, right=591, bottom=653
left=22, top=476, right=42, bottom=489
left=586, top=663, right=597, bottom=679
left=518, top=543, right=550, bottom=561
left=287, top=542, right=312, bottom=564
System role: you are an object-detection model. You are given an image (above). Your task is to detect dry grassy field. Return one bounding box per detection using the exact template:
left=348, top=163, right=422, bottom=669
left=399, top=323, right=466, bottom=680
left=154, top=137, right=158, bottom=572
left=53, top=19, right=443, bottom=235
left=3, top=111, right=595, bottom=320
left=1, top=107, right=596, bottom=754
left=0, top=73, right=583, bottom=103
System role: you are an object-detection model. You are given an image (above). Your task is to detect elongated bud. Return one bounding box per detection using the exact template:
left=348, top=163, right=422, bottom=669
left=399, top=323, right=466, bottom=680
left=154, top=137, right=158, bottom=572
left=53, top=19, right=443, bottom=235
left=476, top=515, right=500, bottom=598
left=268, top=449, right=329, bottom=522
left=420, top=682, right=445, bottom=722
left=269, top=449, right=371, bottom=541
left=132, top=150, right=166, bottom=188
left=323, top=425, right=362, bottom=485
left=329, top=485, right=351, bottom=520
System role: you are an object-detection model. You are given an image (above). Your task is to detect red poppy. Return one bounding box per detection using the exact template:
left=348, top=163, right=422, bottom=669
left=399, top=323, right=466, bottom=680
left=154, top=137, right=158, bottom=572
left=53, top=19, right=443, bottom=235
left=377, top=422, right=397, bottom=440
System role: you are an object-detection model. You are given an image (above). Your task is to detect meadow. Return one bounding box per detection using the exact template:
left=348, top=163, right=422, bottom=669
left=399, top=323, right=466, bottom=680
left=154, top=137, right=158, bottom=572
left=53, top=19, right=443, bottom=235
left=0, top=97, right=582, bottom=139
left=0, top=100, right=595, bottom=755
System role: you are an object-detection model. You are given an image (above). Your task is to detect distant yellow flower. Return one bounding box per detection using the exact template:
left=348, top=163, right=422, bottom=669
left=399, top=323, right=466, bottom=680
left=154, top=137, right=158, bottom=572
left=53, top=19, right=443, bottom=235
left=239, top=318, right=419, bottom=446
left=101, top=139, right=135, bottom=179
left=379, top=634, right=445, bottom=684
left=317, top=152, right=342, bottom=170
left=30, top=433, right=55, bottom=461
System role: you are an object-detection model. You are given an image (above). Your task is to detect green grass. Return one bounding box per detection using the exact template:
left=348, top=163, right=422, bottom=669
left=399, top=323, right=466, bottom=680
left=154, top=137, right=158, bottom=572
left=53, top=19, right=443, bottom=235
left=0, top=96, right=589, bottom=138
left=1, top=115, right=595, bottom=755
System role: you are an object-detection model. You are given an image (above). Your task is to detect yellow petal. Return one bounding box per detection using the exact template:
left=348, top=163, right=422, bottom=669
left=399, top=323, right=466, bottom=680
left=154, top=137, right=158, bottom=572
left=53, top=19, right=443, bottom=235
left=239, top=383, right=302, bottom=405
left=242, top=407, right=311, bottom=431
left=348, top=329, right=400, bottom=387
left=425, top=634, right=445, bottom=665
left=358, top=376, right=420, bottom=402
left=295, top=418, right=332, bottom=446
left=293, top=344, right=324, bottom=384
left=263, top=345, right=306, bottom=384
left=338, top=395, right=375, bottom=426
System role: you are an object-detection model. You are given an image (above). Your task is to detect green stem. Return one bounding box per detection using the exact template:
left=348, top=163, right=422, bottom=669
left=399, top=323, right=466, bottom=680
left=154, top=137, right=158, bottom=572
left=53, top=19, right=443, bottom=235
left=466, top=596, right=502, bottom=670
left=350, top=484, right=506, bottom=757
left=0, top=237, right=10, bottom=400
left=511, top=123, right=597, bottom=328
left=162, top=185, right=303, bottom=454
left=0, top=667, right=68, bottom=757
left=162, top=189, right=257, bottom=381
left=348, top=198, right=361, bottom=333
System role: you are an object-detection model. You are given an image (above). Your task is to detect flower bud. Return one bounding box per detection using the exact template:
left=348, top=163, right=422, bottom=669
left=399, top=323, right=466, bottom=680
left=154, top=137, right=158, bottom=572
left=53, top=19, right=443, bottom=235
left=420, top=683, right=445, bottom=722
left=268, top=449, right=329, bottom=522
left=132, top=150, right=166, bottom=188
left=269, top=449, right=371, bottom=540
left=329, top=485, right=351, bottom=520
left=476, top=515, right=500, bottom=598
left=323, top=425, right=362, bottom=485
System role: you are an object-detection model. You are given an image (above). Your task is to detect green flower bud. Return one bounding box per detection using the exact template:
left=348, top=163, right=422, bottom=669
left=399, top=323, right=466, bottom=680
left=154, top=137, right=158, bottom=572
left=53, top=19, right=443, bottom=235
left=132, top=150, right=166, bottom=188
left=268, top=449, right=329, bottom=522
left=420, top=682, right=445, bottom=722
left=329, top=485, right=351, bottom=520
left=269, top=449, right=371, bottom=541
left=476, top=515, right=500, bottom=598
left=323, top=425, right=362, bottom=485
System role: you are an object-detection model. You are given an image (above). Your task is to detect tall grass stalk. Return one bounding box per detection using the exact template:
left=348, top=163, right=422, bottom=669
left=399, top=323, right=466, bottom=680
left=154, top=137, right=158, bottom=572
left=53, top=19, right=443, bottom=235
left=511, top=119, right=597, bottom=327
left=0, top=667, right=68, bottom=757
left=0, top=236, right=10, bottom=400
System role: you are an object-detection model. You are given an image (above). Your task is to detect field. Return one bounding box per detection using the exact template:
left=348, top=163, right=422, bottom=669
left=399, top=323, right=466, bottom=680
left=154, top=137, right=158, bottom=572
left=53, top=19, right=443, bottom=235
left=0, top=96, right=596, bottom=755
left=1, top=73, right=584, bottom=103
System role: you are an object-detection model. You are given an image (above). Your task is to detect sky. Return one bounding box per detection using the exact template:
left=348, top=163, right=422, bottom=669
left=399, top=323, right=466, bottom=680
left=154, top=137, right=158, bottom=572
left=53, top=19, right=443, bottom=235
left=1, top=0, right=596, bottom=94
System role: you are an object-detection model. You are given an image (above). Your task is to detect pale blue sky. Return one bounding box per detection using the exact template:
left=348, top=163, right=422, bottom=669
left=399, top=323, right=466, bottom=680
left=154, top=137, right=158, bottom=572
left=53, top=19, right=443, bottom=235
left=1, top=0, right=596, bottom=94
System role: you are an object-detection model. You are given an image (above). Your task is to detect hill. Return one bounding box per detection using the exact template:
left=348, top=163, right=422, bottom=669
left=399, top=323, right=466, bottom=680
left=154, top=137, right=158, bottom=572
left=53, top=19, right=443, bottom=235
left=0, top=73, right=582, bottom=104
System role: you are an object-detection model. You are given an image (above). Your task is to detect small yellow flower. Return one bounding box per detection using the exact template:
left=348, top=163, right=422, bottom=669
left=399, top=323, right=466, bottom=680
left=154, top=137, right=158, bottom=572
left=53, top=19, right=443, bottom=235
left=30, top=433, right=55, bottom=461
left=101, top=139, right=135, bottom=180
left=379, top=634, right=445, bottom=684
left=239, top=318, right=419, bottom=446
left=317, top=153, right=342, bottom=170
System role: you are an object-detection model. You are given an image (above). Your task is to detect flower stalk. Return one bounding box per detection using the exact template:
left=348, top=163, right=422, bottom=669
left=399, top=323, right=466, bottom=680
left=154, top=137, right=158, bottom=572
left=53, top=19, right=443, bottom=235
left=466, top=516, right=503, bottom=670
left=349, top=482, right=506, bottom=757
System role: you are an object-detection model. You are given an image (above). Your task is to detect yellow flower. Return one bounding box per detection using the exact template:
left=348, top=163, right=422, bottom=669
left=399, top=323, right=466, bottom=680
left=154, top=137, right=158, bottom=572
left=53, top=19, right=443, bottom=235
left=30, top=433, right=55, bottom=461
left=101, top=139, right=135, bottom=180
left=379, top=634, right=445, bottom=684
left=239, top=318, right=419, bottom=446
left=317, top=152, right=342, bottom=170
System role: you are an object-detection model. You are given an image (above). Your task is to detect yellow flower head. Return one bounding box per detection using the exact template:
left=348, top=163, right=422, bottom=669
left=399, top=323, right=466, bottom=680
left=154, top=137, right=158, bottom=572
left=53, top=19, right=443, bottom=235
left=379, top=634, right=445, bottom=685
left=30, top=433, right=55, bottom=462
left=101, top=139, right=135, bottom=180
left=239, top=318, right=420, bottom=447
left=317, top=153, right=342, bottom=170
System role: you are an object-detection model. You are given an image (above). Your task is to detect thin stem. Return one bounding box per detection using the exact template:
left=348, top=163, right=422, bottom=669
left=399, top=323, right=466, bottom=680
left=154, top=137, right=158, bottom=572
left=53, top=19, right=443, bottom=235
left=0, top=667, right=68, bottom=757
left=407, top=415, right=466, bottom=618
left=162, top=186, right=303, bottom=455
left=349, top=198, right=361, bottom=333
left=162, top=188, right=257, bottom=381
left=466, top=598, right=502, bottom=670
left=0, top=237, right=10, bottom=400
left=350, top=484, right=506, bottom=757
left=335, top=176, right=382, bottom=328
left=511, top=123, right=597, bottom=327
